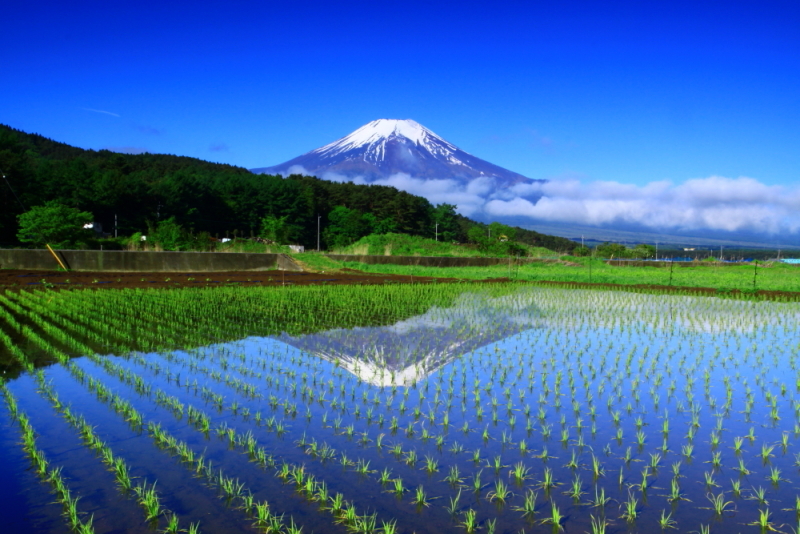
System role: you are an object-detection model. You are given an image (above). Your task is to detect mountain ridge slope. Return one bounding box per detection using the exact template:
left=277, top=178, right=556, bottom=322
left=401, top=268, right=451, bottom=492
left=252, top=119, right=540, bottom=187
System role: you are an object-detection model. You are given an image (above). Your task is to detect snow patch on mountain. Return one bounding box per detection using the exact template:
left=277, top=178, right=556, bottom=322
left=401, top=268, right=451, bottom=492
left=312, top=119, right=458, bottom=162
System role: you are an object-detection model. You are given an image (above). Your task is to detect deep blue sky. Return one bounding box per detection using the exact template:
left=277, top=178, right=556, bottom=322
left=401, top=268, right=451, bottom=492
left=2, top=1, right=798, bottom=187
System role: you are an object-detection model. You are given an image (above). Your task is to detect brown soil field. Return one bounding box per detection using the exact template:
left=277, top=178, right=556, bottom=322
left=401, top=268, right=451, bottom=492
left=0, top=268, right=495, bottom=291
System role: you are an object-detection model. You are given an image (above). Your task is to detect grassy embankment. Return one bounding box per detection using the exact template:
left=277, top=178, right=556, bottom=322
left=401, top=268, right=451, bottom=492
left=293, top=253, right=800, bottom=293
left=329, top=233, right=558, bottom=258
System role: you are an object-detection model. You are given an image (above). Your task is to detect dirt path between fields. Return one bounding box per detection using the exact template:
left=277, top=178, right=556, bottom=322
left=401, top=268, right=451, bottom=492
left=0, top=268, right=502, bottom=290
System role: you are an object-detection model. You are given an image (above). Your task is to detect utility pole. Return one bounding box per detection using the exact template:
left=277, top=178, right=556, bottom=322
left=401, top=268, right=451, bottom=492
left=317, top=215, right=321, bottom=252
left=435, top=222, right=439, bottom=242
left=655, top=241, right=658, bottom=261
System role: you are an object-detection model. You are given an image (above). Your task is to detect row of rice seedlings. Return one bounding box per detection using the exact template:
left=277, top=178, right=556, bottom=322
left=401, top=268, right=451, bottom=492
left=31, top=370, right=194, bottom=532
left=83, top=349, right=396, bottom=532
left=0, top=378, right=95, bottom=533
left=85, top=353, right=388, bottom=533
left=63, top=362, right=299, bottom=534
left=0, top=318, right=298, bottom=534
left=15, top=282, right=522, bottom=355
left=160, top=350, right=608, bottom=532
left=35, top=314, right=389, bottom=534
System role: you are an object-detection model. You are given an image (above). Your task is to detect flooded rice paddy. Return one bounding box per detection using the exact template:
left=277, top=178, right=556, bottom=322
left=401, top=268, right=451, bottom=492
left=0, top=283, right=799, bottom=533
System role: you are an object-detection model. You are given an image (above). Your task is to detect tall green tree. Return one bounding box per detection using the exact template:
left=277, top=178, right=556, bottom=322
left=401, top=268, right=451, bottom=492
left=432, top=203, right=459, bottom=242
left=595, top=242, right=628, bottom=258
left=260, top=214, right=291, bottom=244
left=17, top=202, right=93, bottom=249
left=323, top=206, right=369, bottom=248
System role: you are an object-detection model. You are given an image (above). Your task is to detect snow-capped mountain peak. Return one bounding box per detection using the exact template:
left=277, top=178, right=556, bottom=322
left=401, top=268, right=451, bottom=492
left=311, top=119, right=458, bottom=162
left=252, top=119, right=536, bottom=188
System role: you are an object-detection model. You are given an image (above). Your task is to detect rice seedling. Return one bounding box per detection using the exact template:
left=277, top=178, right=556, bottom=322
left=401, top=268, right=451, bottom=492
left=591, top=454, right=605, bottom=479
left=768, top=467, right=783, bottom=486
left=489, top=455, right=505, bottom=475
left=514, top=489, right=538, bottom=519
left=134, top=481, right=162, bottom=522
left=540, top=467, right=556, bottom=492
left=471, top=470, right=484, bottom=493
left=412, top=485, right=429, bottom=507
left=751, top=486, right=769, bottom=506
left=445, top=465, right=463, bottom=486
left=761, top=443, right=776, bottom=464
left=460, top=509, right=478, bottom=533
left=392, top=478, right=405, bottom=496
left=707, top=491, right=734, bottom=516
left=589, top=514, right=607, bottom=534
left=620, top=491, right=639, bottom=524
left=445, top=488, right=462, bottom=515
left=543, top=501, right=564, bottom=531
left=567, top=474, right=584, bottom=501
left=486, top=479, right=511, bottom=504
left=423, top=455, right=439, bottom=474
left=749, top=508, right=778, bottom=531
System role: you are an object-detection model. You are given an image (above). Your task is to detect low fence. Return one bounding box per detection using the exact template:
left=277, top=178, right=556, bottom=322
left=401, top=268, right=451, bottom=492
left=0, top=249, right=302, bottom=272
left=605, top=260, right=759, bottom=268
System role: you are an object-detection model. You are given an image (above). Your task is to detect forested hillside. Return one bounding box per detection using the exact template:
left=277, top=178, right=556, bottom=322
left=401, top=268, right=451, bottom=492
left=0, top=124, right=576, bottom=252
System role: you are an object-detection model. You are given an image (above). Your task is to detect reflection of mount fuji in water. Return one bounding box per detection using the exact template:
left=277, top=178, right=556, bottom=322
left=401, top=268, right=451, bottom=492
left=276, top=292, right=540, bottom=386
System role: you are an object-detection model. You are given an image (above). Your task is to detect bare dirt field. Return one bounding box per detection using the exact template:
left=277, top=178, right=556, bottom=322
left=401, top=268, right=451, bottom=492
left=0, top=268, right=484, bottom=290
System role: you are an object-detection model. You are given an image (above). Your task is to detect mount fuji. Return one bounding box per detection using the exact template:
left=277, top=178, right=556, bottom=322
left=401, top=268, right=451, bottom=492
left=251, top=119, right=540, bottom=189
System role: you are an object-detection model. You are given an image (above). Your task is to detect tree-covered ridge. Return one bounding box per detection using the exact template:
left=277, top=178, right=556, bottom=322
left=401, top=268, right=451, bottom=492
left=0, top=124, right=577, bottom=253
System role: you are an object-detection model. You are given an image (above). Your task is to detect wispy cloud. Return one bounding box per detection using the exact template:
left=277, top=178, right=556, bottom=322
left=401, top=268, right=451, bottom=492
left=103, top=146, right=149, bottom=155
left=82, top=107, right=120, bottom=117
left=209, top=143, right=229, bottom=152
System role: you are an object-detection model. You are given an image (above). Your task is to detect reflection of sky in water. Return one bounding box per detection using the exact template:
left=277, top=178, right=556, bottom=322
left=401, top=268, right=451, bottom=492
left=269, top=288, right=800, bottom=386
left=275, top=291, right=542, bottom=386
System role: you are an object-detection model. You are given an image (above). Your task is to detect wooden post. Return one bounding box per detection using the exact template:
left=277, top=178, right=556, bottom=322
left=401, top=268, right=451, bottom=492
left=45, top=244, right=68, bottom=271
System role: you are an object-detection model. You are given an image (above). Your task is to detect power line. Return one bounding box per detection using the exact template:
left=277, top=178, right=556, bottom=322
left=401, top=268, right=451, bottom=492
left=1, top=168, right=26, bottom=212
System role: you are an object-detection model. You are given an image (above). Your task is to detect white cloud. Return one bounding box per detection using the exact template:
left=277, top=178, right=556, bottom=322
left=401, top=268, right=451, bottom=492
left=284, top=165, right=311, bottom=176
left=322, top=172, right=491, bottom=217
left=484, top=176, right=800, bottom=234
left=314, top=169, right=800, bottom=235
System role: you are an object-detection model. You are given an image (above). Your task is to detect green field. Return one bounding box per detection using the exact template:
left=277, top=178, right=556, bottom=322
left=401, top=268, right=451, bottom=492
left=322, top=257, right=800, bottom=293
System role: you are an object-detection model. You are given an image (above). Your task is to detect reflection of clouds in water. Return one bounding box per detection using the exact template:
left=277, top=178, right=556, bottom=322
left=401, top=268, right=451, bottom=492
left=276, top=291, right=542, bottom=386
